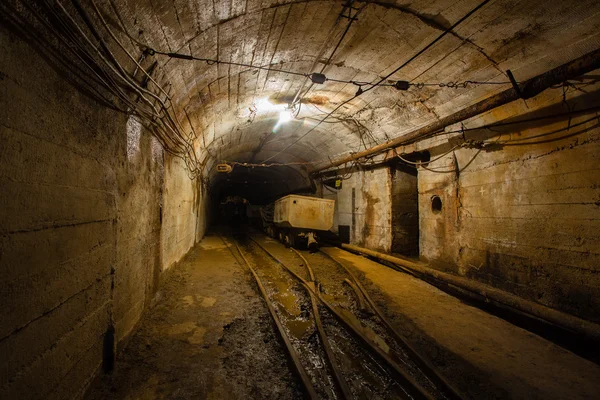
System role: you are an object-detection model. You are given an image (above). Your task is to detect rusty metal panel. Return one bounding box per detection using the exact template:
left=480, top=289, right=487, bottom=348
left=274, top=195, right=335, bottom=231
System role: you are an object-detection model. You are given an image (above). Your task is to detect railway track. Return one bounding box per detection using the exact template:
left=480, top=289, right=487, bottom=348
left=220, top=231, right=463, bottom=400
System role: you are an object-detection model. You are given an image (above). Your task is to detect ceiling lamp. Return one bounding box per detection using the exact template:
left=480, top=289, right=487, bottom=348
left=278, top=109, right=293, bottom=124
left=310, top=73, right=327, bottom=84
left=255, top=98, right=281, bottom=112
left=216, top=163, right=233, bottom=173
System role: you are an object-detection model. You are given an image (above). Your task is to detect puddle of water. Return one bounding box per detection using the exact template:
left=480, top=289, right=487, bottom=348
left=188, top=327, right=207, bottom=344
left=286, top=318, right=313, bottom=340
left=273, top=283, right=314, bottom=340
left=182, top=295, right=195, bottom=306
left=273, top=291, right=301, bottom=316
left=165, top=321, right=197, bottom=336
left=199, top=296, right=217, bottom=308
left=261, top=264, right=314, bottom=340
left=272, top=279, right=302, bottom=317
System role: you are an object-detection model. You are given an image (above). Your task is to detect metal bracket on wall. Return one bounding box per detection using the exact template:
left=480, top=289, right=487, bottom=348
left=507, top=69, right=529, bottom=100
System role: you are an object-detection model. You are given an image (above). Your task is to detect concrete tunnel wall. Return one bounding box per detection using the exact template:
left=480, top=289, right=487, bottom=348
left=416, top=91, right=600, bottom=323
left=1, top=0, right=600, bottom=397
left=321, top=83, right=600, bottom=323
left=0, top=26, right=207, bottom=398
left=323, top=168, right=393, bottom=252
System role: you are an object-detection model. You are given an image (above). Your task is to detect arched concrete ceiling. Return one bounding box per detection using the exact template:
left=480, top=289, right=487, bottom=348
left=107, top=0, right=600, bottom=170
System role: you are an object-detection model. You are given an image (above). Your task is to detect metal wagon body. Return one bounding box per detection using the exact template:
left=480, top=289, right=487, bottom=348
left=269, top=195, right=335, bottom=249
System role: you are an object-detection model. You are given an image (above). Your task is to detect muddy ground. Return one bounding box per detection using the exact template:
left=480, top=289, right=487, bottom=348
left=85, top=233, right=302, bottom=399
left=85, top=231, right=600, bottom=400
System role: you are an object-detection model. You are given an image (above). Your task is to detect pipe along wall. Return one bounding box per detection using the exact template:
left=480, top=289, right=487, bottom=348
left=319, top=73, right=600, bottom=329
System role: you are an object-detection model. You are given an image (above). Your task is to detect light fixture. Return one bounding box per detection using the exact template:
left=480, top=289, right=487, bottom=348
left=272, top=105, right=295, bottom=132
left=252, top=98, right=296, bottom=131
left=216, top=163, right=232, bottom=173
left=255, top=98, right=279, bottom=112
left=393, top=80, right=410, bottom=90
left=278, top=109, right=293, bottom=124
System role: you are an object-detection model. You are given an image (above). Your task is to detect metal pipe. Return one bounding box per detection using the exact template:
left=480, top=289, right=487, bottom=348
left=311, top=47, right=600, bottom=174
left=340, top=243, right=600, bottom=342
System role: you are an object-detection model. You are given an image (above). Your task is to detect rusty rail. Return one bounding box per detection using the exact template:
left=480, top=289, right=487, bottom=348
left=343, top=278, right=367, bottom=312
left=219, top=236, right=319, bottom=400
left=291, top=248, right=353, bottom=400
left=311, top=47, right=600, bottom=174
left=321, top=249, right=464, bottom=400
left=250, top=236, right=436, bottom=400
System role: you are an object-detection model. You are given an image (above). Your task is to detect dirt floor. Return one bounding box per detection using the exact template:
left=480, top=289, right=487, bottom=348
left=85, top=233, right=302, bottom=400
left=85, top=232, right=600, bottom=399
left=321, top=246, right=600, bottom=400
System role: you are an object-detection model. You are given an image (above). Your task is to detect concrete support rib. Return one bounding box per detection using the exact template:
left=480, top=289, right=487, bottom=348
left=311, top=47, right=600, bottom=174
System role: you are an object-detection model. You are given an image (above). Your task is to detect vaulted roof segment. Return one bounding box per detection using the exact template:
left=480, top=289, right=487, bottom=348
left=37, top=0, right=600, bottom=197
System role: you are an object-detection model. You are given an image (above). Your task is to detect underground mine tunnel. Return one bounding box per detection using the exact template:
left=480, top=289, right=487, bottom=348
left=1, top=0, right=600, bottom=399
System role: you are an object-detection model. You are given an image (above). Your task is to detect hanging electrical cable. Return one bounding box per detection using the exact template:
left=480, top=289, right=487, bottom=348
left=288, top=1, right=367, bottom=110
left=260, top=0, right=493, bottom=164
left=150, top=49, right=311, bottom=78
left=148, top=47, right=518, bottom=93
left=3, top=0, right=127, bottom=113
left=223, top=161, right=314, bottom=168
left=29, top=0, right=203, bottom=178
left=359, top=0, right=494, bottom=95
left=4, top=0, right=518, bottom=179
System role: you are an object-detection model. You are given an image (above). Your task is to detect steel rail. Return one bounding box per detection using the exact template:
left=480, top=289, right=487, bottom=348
left=290, top=248, right=353, bottom=399
left=339, top=243, right=600, bottom=343
left=343, top=278, right=367, bottom=312
left=219, top=236, right=319, bottom=400
left=249, top=236, right=434, bottom=400
left=320, top=250, right=465, bottom=400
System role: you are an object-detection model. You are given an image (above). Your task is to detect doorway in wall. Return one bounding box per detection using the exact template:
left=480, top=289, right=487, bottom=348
left=390, top=162, right=419, bottom=257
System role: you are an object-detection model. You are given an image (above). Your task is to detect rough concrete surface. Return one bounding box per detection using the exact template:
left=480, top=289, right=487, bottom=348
left=418, top=91, right=600, bottom=322
left=1, top=0, right=600, bottom=398
left=0, top=23, right=202, bottom=399
left=98, top=0, right=600, bottom=171
left=322, top=247, right=600, bottom=400
left=161, top=154, right=205, bottom=271
left=391, top=165, right=419, bottom=256
left=323, top=86, right=600, bottom=323
left=334, top=167, right=393, bottom=252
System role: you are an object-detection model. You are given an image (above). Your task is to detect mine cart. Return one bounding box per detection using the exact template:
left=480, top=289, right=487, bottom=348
left=271, top=194, right=335, bottom=249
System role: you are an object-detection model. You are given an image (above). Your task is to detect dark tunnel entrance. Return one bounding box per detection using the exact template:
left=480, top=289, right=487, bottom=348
left=209, top=163, right=316, bottom=228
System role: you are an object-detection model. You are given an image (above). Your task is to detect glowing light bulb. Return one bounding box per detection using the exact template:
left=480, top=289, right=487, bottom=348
left=256, top=98, right=275, bottom=112
left=278, top=109, right=293, bottom=124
